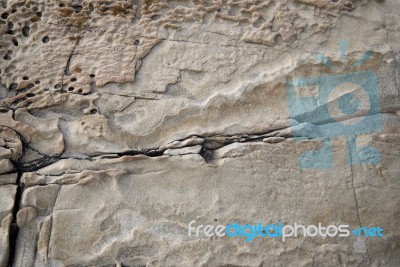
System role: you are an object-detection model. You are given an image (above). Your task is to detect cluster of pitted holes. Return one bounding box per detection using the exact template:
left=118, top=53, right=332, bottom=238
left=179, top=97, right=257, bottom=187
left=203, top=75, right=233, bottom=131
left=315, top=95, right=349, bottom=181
left=7, top=75, right=42, bottom=107
left=59, top=3, right=83, bottom=13
left=2, top=3, right=94, bottom=109
left=9, top=77, right=37, bottom=89
left=66, top=74, right=96, bottom=95
left=7, top=73, right=94, bottom=107
left=1, top=5, right=50, bottom=63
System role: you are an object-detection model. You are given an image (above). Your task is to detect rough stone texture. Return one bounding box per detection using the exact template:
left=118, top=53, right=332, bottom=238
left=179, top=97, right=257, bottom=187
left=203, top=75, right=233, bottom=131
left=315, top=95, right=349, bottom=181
left=1, top=0, right=400, bottom=266
left=0, top=185, right=17, bottom=267
left=15, top=139, right=400, bottom=266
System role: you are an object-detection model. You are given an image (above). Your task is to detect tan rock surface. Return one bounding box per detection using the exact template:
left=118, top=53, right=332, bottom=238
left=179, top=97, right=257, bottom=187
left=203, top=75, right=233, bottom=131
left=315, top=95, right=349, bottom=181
left=0, top=185, right=17, bottom=267
left=0, top=0, right=399, bottom=266
left=16, top=137, right=400, bottom=266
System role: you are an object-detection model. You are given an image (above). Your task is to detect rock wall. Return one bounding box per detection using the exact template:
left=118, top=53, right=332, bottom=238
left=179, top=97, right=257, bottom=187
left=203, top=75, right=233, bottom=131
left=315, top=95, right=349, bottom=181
left=0, top=0, right=399, bottom=266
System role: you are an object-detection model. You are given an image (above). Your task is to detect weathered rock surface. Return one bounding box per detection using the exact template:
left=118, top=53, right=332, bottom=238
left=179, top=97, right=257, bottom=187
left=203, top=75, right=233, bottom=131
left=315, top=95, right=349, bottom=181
left=15, top=137, right=400, bottom=266
left=0, top=0, right=399, bottom=266
left=0, top=185, right=17, bottom=267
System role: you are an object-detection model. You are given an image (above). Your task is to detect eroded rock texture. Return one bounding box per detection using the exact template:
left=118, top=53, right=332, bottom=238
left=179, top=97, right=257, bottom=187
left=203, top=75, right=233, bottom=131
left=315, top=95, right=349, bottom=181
left=0, top=0, right=400, bottom=266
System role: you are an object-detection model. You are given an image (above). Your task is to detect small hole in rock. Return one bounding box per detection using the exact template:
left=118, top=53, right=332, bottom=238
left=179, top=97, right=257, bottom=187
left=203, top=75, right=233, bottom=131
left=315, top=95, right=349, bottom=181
left=35, top=80, right=40, bottom=84
left=9, top=83, right=18, bottom=90
left=89, top=74, right=95, bottom=78
left=36, top=12, right=42, bottom=17
left=18, top=96, right=27, bottom=103
left=12, top=39, right=18, bottom=46
left=274, top=34, right=283, bottom=45
left=3, top=51, right=12, bottom=60
left=26, top=93, right=35, bottom=97
left=27, top=84, right=34, bottom=90
left=6, top=30, right=14, bottom=35
left=54, top=84, right=61, bottom=89
left=22, top=26, right=30, bottom=37
left=18, top=97, right=28, bottom=103
left=42, top=36, right=49, bottom=43
left=23, top=76, right=29, bottom=80
left=4, top=66, right=13, bottom=73
left=26, top=102, right=32, bottom=107
left=134, top=39, right=140, bottom=45
left=344, top=2, right=354, bottom=8
left=78, top=89, right=83, bottom=94
left=1, top=13, right=8, bottom=19
left=12, top=9, right=17, bottom=13
left=90, top=109, right=97, bottom=114
left=68, top=87, right=74, bottom=91
left=44, top=88, right=49, bottom=91
left=71, top=77, right=77, bottom=82
left=81, top=122, right=85, bottom=126
left=89, top=4, right=94, bottom=12
left=74, top=5, right=83, bottom=13
left=59, top=4, right=65, bottom=7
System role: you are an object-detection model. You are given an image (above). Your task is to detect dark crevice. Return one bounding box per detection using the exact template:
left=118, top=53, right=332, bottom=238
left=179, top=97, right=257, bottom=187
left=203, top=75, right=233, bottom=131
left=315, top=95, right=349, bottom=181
left=7, top=171, right=23, bottom=267
left=17, top=156, right=61, bottom=173
left=9, top=127, right=293, bottom=181
left=199, top=147, right=214, bottom=163
left=64, top=37, right=81, bottom=76
left=3, top=126, right=296, bottom=178
left=6, top=155, right=61, bottom=265
left=17, top=138, right=63, bottom=172
left=115, top=148, right=163, bottom=158
left=62, top=37, right=81, bottom=90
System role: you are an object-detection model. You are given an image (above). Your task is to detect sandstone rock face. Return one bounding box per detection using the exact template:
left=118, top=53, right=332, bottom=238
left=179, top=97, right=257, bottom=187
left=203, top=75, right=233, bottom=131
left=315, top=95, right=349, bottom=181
left=0, top=0, right=400, bottom=266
